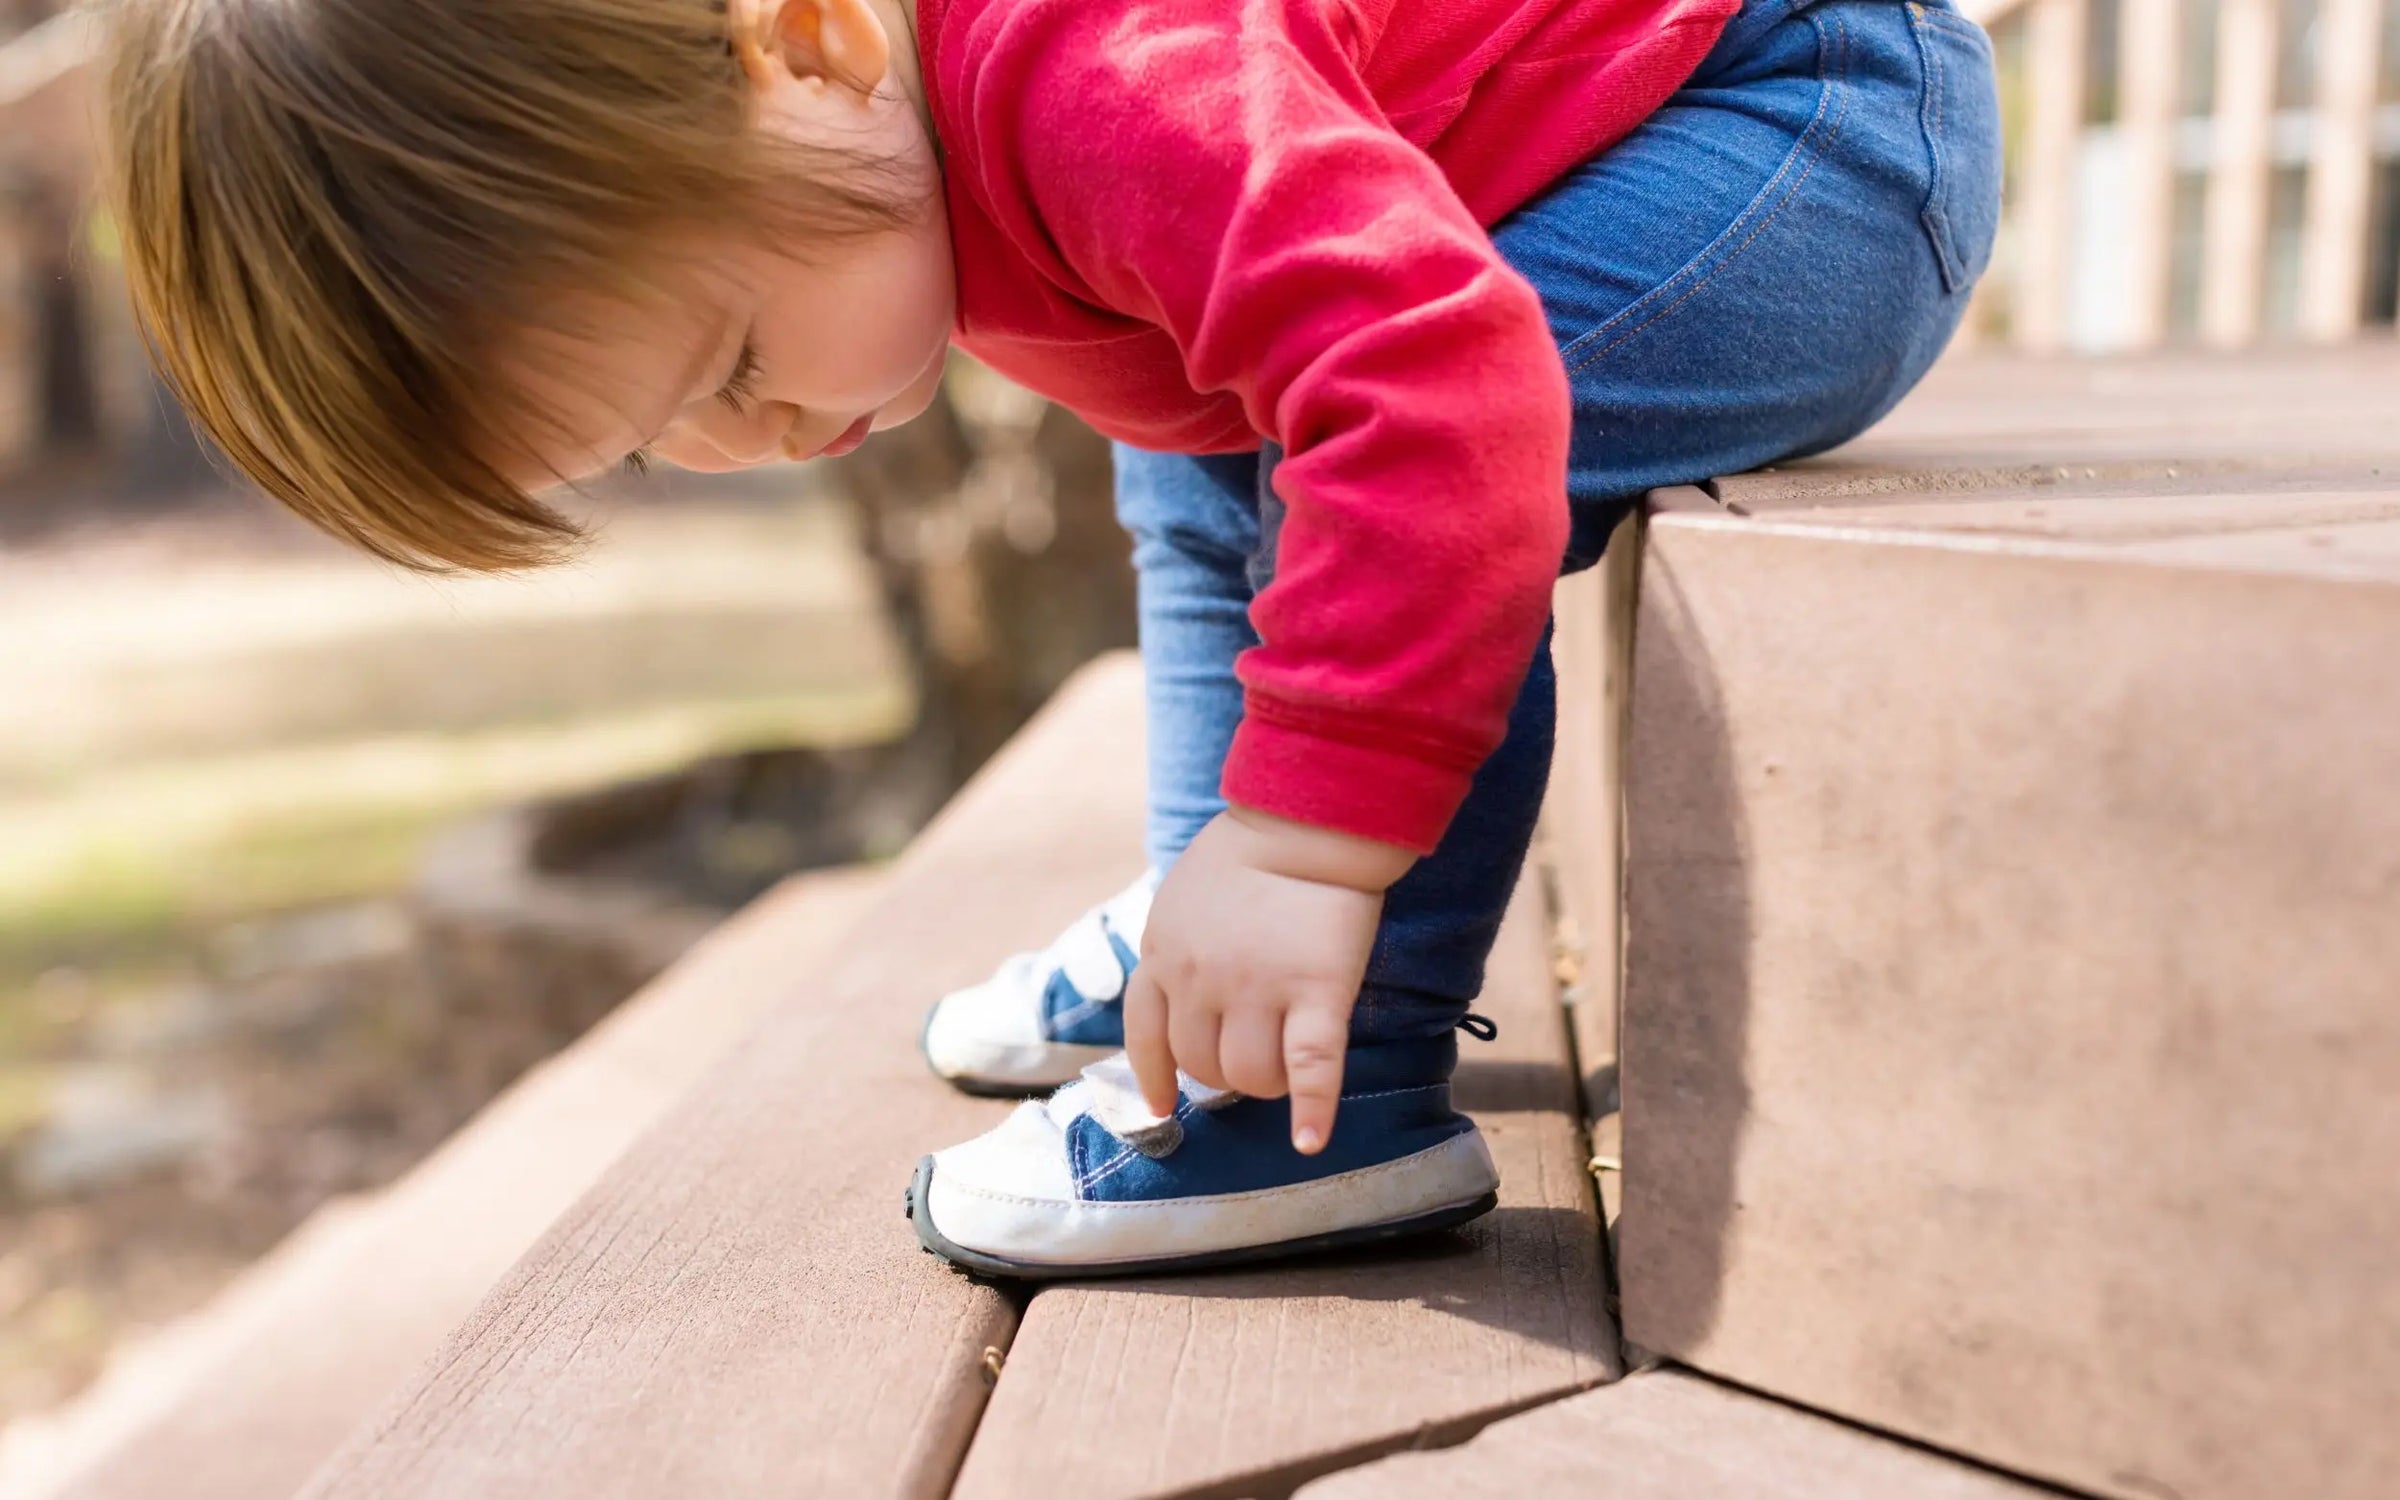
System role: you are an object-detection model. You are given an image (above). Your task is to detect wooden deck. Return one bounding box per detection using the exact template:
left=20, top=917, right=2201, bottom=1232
left=948, top=872, right=1615, bottom=1500
left=16, top=342, right=2400, bottom=1500
left=14, top=869, right=887, bottom=1500
left=1295, top=1372, right=2052, bottom=1499
left=1609, top=341, right=2400, bottom=1500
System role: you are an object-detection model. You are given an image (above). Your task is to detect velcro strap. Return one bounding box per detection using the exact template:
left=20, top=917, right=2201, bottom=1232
left=1067, top=1055, right=1240, bottom=1159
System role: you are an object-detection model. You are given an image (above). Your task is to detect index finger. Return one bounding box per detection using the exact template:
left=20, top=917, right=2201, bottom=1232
left=1282, top=998, right=1349, bottom=1154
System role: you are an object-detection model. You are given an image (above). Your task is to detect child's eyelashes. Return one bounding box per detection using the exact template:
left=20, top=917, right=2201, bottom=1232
left=617, top=337, right=756, bottom=477
left=715, top=338, right=762, bottom=413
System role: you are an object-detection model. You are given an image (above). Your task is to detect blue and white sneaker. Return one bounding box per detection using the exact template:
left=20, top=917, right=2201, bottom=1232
left=921, top=871, right=1157, bottom=1096
left=905, top=1034, right=1499, bottom=1278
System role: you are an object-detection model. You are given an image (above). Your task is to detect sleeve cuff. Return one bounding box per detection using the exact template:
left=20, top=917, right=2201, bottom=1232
left=1220, top=707, right=1478, bottom=857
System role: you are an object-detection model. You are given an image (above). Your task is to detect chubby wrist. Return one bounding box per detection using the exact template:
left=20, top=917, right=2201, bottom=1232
left=1221, top=804, right=1417, bottom=893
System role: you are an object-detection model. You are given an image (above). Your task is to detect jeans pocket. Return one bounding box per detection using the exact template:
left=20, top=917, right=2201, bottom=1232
left=1908, top=2, right=2003, bottom=293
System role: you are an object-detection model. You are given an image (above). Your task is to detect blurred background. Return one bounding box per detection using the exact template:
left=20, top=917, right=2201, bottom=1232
left=0, top=0, right=1140, bottom=1431
left=1, top=0, right=2396, bottom=1453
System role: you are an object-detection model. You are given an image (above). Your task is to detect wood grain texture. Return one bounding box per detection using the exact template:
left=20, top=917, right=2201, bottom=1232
left=300, top=658, right=1153, bottom=1500
left=1742, top=486, right=2400, bottom=547
left=23, top=870, right=885, bottom=1500
left=1618, top=502, right=2400, bottom=1500
left=1294, top=1371, right=2052, bottom=1499
left=948, top=876, right=1619, bottom=1500
left=1712, top=344, right=2400, bottom=511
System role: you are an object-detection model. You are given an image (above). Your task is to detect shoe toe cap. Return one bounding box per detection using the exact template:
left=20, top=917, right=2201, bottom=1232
left=921, top=979, right=1043, bottom=1077
left=932, top=1101, right=1078, bottom=1204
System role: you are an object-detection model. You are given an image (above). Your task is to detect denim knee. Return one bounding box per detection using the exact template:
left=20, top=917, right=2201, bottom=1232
left=1112, top=445, right=1263, bottom=569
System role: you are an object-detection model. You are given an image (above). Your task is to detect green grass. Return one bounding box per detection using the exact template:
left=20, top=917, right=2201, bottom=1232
left=0, top=684, right=911, bottom=1007
left=0, top=1065, right=53, bottom=1142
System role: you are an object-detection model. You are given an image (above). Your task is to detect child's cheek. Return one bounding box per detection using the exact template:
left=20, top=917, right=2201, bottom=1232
left=881, top=347, right=950, bottom=429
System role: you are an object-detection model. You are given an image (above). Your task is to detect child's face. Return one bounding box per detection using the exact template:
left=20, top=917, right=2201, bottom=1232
left=503, top=0, right=953, bottom=484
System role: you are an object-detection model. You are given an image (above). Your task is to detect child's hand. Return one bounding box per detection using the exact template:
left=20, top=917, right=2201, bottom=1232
left=1125, top=807, right=1414, bottom=1154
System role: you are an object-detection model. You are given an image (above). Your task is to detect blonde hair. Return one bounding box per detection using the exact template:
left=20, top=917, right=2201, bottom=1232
left=104, top=0, right=922, bottom=570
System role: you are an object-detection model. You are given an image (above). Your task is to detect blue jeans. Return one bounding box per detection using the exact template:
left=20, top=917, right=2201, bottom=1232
left=1115, top=0, right=2001, bottom=1045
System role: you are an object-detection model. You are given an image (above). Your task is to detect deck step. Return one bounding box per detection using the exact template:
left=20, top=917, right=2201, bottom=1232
left=948, top=873, right=1617, bottom=1500
left=297, top=660, right=1157, bottom=1499
left=1602, top=345, right=2400, bottom=1500
left=1717, top=343, right=2400, bottom=490
left=1292, top=1370, right=2052, bottom=1499
left=7, top=868, right=884, bottom=1500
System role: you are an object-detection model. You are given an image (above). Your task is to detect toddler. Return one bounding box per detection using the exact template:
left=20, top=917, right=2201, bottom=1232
left=104, top=0, right=2000, bottom=1276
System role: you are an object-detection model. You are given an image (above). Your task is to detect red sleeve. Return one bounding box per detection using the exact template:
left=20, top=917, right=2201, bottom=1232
left=954, top=0, right=1571, bottom=854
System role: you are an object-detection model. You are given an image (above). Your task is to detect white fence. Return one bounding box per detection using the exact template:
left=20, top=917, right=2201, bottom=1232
left=3, top=0, right=2397, bottom=408
left=1965, top=0, right=2399, bottom=349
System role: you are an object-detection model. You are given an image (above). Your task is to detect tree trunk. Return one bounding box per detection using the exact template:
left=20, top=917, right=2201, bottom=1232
left=829, top=366, right=1136, bottom=795
left=24, top=182, right=100, bottom=459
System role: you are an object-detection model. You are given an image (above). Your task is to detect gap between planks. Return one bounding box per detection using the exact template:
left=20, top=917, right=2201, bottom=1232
left=299, top=660, right=1154, bottom=1500
left=947, top=871, right=1622, bottom=1500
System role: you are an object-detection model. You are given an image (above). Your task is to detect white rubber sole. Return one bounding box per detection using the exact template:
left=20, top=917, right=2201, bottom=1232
left=912, top=1128, right=1501, bottom=1275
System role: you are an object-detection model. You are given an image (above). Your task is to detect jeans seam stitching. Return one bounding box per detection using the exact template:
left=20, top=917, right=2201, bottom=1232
left=1561, top=10, right=1855, bottom=377
left=1912, top=4, right=1966, bottom=289
left=1927, top=10, right=1944, bottom=184
left=1338, top=1083, right=1448, bottom=1103
left=1915, top=8, right=1986, bottom=40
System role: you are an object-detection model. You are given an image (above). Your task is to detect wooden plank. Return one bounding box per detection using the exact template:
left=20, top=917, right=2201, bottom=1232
left=1710, top=345, right=2400, bottom=510
left=2296, top=0, right=2385, bottom=340
left=16, top=869, right=884, bottom=1500
left=1548, top=514, right=1641, bottom=1252
left=1546, top=567, right=1613, bottom=1122
left=948, top=875, right=1619, bottom=1500
left=1293, top=1371, right=2052, bottom=1499
left=300, top=659, right=1153, bottom=1500
left=2197, top=0, right=2278, bottom=347
left=1747, top=486, right=2400, bottom=543
left=2013, top=0, right=2090, bottom=351
left=2128, top=512, right=2400, bottom=577
left=2114, top=0, right=2182, bottom=348
left=1617, top=506, right=2400, bottom=1500
left=1545, top=513, right=1641, bottom=1124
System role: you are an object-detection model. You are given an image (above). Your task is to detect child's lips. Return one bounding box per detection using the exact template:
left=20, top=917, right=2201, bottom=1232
left=803, top=415, right=876, bottom=461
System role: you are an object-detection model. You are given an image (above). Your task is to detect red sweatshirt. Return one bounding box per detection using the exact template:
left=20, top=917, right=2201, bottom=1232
left=920, top=0, right=1740, bottom=853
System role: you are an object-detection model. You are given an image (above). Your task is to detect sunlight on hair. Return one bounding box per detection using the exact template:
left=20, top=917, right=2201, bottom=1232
left=101, top=0, right=925, bottom=571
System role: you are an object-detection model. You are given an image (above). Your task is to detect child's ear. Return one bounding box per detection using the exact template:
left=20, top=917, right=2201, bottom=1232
left=733, top=0, right=891, bottom=99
